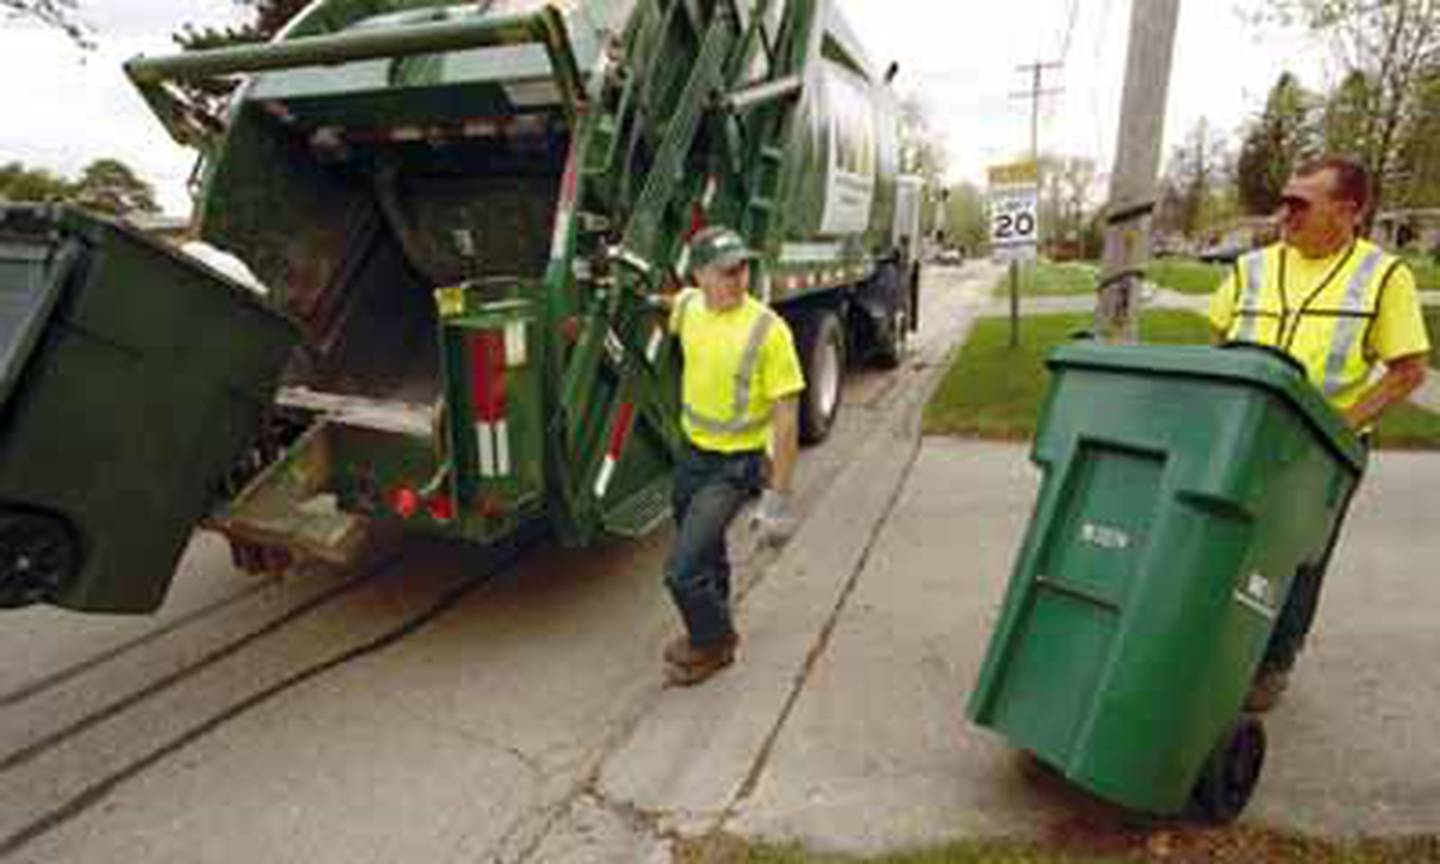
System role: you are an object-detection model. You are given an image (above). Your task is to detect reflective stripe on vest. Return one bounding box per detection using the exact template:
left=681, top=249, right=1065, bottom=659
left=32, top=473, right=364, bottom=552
left=677, top=294, right=779, bottom=436
left=1236, top=251, right=1267, bottom=343
left=1321, top=248, right=1385, bottom=397
left=1228, top=242, right=1394, bottom=405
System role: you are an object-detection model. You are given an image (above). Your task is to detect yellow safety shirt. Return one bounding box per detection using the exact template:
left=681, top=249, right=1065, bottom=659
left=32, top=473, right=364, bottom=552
left=669, top=288, right=806, bottom=453
left=1208, top=239, right=1431, bottom=411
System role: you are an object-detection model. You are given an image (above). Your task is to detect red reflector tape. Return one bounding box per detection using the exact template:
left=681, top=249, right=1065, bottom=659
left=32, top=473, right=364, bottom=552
left=469, top=330, right=508, bottom=422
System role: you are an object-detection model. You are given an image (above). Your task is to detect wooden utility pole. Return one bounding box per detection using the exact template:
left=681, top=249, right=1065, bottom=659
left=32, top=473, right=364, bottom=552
left=1007, top=62, right=1061, bottom=347
left=1094, top=0, right=1181, bottom=343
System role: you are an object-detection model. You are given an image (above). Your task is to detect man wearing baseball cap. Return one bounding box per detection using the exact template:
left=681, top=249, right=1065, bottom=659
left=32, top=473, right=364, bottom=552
left=661, top=225, right=805, bottom=686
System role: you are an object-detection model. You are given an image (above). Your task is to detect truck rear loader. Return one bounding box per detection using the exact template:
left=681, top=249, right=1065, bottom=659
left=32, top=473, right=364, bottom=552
left=1, top=0, right=924, bottom=613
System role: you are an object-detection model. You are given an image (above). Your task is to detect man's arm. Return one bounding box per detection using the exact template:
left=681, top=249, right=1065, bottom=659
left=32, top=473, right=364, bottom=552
left=768, top=397, right=799, bottom=494
left=1343, top=354, right=1428, bottom=430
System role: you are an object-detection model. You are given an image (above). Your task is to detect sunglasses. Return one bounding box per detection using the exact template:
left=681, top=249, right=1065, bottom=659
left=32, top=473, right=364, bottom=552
left=1279, top=195, right=1313, bottom=213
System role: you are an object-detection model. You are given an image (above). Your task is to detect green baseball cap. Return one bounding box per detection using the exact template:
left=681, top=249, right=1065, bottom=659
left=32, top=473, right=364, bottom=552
left=690, top=226, right=757, bottom=272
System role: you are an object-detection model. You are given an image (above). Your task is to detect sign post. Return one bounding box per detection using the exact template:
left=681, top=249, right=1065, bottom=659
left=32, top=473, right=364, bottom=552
left=989, top=161, right=1039, bottom=347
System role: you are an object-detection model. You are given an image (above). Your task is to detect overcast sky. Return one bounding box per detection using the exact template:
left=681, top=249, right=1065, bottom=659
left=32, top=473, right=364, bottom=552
left=0, top=0, right=1330, bottom=214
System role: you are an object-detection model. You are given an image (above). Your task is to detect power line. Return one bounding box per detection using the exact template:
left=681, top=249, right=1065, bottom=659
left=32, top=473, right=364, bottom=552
left=1012, top=61, right=1064, bottom=161
left=1057, top=0, right=1082, bottom=64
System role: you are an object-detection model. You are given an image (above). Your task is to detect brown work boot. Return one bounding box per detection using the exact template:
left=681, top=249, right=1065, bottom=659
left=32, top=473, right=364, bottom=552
left=1245, top=666, right=1290, bottom=713
left=664, top=632, right=739, bottom=666
left=663, top=634, right=691, bottom=666
left=664, top=634, right=738, bottom=687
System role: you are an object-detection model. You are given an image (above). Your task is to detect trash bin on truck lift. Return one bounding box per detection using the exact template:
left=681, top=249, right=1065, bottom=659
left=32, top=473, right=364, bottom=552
left=0, top=205, right=299, bottom=613
left=967, top=341, right=1368, bottom=822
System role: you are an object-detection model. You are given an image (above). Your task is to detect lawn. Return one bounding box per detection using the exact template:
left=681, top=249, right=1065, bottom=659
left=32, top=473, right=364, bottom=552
left=676, top=831, right=1440, bottom=863
left=995, top=260, right=1098, bottom=297
left=1424, top=306, right=1440, bottom=368
left=1403, top=253, right=1439, bottom=293
left=921, top=310, right=1210, bottom=440
left=923, top=310, right=1440, bottom=449
left=1145, top=258, right=1228, bottom=295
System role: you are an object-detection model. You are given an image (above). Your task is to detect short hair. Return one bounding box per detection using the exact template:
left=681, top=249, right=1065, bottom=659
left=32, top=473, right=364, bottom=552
left=1295, top=155, right=1372, bottom=213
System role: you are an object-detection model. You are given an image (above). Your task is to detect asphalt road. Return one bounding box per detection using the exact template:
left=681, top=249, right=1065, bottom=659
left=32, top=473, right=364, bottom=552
left=0, top=261, right=1002, bottom=863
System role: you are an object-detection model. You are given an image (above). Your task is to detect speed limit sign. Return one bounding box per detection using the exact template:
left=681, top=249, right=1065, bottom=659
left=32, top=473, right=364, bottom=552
left=988, top=161, right=1039, bottom=262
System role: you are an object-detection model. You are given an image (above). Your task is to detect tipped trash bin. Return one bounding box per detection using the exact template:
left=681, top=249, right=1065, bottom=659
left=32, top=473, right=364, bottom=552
left=967, top=341, right=1367, bottom=821
left=0, top=205, right=298, bottom=613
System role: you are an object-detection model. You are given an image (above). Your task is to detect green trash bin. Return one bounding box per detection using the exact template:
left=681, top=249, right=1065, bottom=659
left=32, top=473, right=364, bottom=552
left=967, top=340, right=1367, bottom=822
left=0, top=205, right=299, bottom=614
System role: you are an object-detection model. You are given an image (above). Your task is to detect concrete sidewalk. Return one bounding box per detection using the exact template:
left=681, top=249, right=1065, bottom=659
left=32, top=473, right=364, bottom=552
left=589, top=273, right=1440, bottom=859
left=724, top=440, right=1440, bottom=855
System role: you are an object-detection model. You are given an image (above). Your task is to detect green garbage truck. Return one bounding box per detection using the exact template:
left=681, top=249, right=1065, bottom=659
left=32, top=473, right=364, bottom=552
left=11, top=0, right=923, bottom=612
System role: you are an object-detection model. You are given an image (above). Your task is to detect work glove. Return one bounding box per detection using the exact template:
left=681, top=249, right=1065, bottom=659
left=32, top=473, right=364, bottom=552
left=750, top=489, right=797, bottom=549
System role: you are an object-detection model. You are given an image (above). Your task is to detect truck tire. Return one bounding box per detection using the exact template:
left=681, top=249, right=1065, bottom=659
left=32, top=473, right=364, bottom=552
left=796, top=309, right=845, bottom=444
left=869, top=264, right=907, bottom=370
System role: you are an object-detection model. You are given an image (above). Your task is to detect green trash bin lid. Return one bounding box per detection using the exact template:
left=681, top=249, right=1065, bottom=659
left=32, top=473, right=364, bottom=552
left=1047, top=341, right=1367, bottom=475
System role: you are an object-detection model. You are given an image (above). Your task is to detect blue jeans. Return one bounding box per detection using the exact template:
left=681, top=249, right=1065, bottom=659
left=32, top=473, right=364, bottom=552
left=665, top=442, right=765, bottom=648
left=1262, top=454, right=1365, bottom=673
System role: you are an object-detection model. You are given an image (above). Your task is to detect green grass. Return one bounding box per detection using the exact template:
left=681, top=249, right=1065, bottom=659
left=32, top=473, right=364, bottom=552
left=679, top=832, right=1440, bottom=863
left=1145, top=258, right=1228, bottom=295
left=922, top=309, right=1440, bottom=449
left=1373, top=400, right=1440, bottom=449
left=1423, top=306, right=1440, bottom=368
left=995, top=260, right=1098, bottom=297
left=1403, top=253, right=1440, bottom=293
left=921, top=311, right=1210, bottom=440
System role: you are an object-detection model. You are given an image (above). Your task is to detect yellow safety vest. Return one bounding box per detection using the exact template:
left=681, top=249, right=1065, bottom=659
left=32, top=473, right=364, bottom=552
left=1225, top=239, right=1402, bottom=409
left=674, top=290, right=782, bottom=451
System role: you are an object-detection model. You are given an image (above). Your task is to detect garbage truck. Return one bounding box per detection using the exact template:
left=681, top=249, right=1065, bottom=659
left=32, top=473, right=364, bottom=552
left=0, top=0, right=925, bottom=613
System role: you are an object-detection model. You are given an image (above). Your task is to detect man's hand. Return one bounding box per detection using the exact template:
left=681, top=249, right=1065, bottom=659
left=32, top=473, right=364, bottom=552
left=750, top=489, right=797, bottom=549
left=1342, top=354, right=1427, bottom=430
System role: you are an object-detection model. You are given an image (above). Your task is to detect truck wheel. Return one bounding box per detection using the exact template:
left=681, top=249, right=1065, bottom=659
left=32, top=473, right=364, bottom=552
left=870, top=265, right=907, bottom=370
left=1189, top=714, right=1266, bottom=824
left=0, top=509, right=78, bottom=607
left=796, top=309, right=845, bottom=444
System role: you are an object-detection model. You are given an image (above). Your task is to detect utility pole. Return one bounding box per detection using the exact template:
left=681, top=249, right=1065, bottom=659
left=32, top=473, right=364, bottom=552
left=1094, top=0, right=1181, bottom=342
left=1012, top=61, right=1064, bottom=166
left=1005, top=61, right=1061, bottom=347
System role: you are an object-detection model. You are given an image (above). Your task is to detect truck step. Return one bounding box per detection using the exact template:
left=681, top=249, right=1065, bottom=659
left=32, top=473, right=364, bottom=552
left=602, top=476, right=672, bottom=539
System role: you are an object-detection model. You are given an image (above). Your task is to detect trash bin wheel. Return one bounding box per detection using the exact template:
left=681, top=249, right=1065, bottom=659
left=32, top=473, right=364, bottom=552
left=0, top=508, right=79, bottom=607
left=1189, top=714, right=1266, bottom=824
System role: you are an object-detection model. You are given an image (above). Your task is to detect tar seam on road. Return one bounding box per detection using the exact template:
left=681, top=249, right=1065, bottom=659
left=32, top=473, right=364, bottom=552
left=710, top=268, right=985, bottom=837
left=0, top=565, right=380, bottom=777
left=0, top=535, right=538, bottom=860
left=0, top=577, right=276, bottom=711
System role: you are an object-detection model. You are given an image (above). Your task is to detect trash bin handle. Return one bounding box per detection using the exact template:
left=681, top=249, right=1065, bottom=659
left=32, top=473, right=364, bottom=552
left=1219, top=341, right=1308, bottom=378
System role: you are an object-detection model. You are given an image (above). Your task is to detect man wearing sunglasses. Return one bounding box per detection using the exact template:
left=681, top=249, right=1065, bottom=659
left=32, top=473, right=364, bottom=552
left=660, top=226, right=805, bottom=686
left=1208, top=155, right=1431, bottom=711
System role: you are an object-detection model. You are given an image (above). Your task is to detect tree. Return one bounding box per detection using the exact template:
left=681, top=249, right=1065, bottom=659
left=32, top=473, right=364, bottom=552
left=71, top=159, right=159, bottom=215
left=941, top=182, right=988, bottom=254
left=0, top=161, right=72, bottom=203
left=1165, top=117, right=1233, bottom=237
left=1392, top=69, right=1440, bottom=208
left=1262, top=0, right=1440, bottom=215
left=171, top=0, right=310, bottom=120
left=896, top=93, right=948, bottom=188
left=0, top=158, right=158, bottom=216
left=1, top=0, right=93, bottom=49
left=1236, top=72, right=1318, bottom=215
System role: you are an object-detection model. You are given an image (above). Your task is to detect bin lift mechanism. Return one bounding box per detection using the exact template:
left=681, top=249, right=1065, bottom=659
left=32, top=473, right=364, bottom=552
left=125, top=2, right=812, bottom=547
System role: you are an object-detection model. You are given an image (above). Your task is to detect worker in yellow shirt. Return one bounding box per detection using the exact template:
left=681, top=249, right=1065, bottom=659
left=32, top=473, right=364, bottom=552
left=1209, top=155, right=1431, bottom=711
left=661, top=226, right=806, bottom=687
